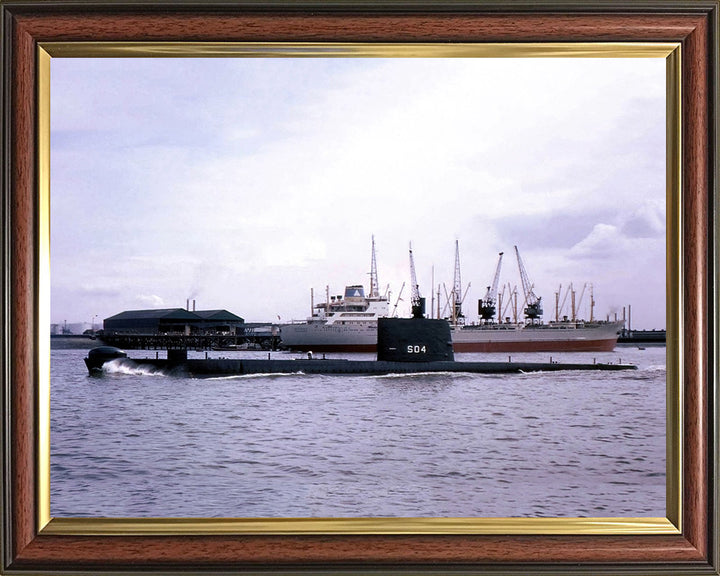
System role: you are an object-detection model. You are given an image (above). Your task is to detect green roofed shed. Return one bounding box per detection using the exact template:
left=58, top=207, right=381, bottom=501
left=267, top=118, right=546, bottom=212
left=192, top=310, right=245, bottom=333
left=193, top=310, right=244, bottom=322
left=103, top=308, right=244, bottom=334
left=103, top=308, right=201, bottom=334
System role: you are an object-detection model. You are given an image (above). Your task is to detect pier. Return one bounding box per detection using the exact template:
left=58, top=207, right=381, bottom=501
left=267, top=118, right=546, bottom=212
left=98, top=326, right=280, bottom=352
left=617, top=328, right=666, bottom=344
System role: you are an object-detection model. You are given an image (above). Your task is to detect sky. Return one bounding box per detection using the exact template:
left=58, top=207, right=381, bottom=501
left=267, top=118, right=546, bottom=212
left=50, top=56, right=666, bottom=330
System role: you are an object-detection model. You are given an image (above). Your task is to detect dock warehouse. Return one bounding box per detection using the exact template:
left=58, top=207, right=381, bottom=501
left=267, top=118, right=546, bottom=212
left=103, top=308, right=245, bottom=335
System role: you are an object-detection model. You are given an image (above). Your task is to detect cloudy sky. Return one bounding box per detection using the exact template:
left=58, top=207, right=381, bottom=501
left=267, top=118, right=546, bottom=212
left=51, top=56, right=666, bottom=329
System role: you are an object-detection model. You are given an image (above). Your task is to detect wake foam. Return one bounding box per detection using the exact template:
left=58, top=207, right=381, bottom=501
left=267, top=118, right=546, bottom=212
left=367, top=371, right=468, bottom=379
left=643, top=364, right=667, bottom=373
left=202, top=372, right=305, bottom=381
left=102, top=359, right=166, bottom=377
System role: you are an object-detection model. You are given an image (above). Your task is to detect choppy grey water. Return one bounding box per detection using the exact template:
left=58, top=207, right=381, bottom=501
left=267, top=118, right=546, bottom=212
left=50, top=342, right=666, bottom=518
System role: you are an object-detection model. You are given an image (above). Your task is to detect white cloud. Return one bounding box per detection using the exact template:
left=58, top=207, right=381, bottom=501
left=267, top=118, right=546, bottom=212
left=137, top=294, right=166, bottom=308
left=619, top=200, right=666, bottom=238
left=570, top=223, right=627, bottom=259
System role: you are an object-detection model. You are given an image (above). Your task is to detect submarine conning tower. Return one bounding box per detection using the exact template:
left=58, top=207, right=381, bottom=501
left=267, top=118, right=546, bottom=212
left=377, top=317, right=454, bottom=362
left=84, top=346, right=128, bottom=372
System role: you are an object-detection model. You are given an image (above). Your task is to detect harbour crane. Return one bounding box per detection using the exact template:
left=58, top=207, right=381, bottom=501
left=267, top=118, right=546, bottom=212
left=408, top=242, right=425, bottom=318
left=478, top=252, right=504, bottom=323
left=514, top=245, right=543, bottom=323
left=451, top=240, right=466, bottom=324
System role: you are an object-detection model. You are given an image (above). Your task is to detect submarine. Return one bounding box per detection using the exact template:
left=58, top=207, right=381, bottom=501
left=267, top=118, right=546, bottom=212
left=84, top=317, right=637, bottom=376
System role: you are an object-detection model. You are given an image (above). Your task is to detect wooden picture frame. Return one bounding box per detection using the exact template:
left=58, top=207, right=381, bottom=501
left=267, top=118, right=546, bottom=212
left=1, top=1, right=717, bottom=574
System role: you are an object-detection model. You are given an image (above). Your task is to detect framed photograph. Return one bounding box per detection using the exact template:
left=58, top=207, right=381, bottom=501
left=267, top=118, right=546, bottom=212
left=1, top=1, right=717, bottom=574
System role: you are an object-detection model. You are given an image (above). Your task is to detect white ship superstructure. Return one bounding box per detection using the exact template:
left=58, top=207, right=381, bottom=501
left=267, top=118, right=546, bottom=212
left=279, top=238, right=389, bottom=352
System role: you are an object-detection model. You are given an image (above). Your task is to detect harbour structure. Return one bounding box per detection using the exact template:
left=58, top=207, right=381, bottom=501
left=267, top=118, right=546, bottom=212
left=617, top=328, right=666, bottom=344
left=102, top=307, right=245, bottom=335
left=98, top=307, right=280, bottom=350
left=613, top=304, right=666, bottom=344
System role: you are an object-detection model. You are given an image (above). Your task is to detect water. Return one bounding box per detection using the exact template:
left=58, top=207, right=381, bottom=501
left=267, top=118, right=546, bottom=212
left=50, top=342, right=666, bottom=518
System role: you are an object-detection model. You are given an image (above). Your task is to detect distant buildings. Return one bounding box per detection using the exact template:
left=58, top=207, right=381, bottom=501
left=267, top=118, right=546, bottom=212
left=50, top=321, right=94, bottom=336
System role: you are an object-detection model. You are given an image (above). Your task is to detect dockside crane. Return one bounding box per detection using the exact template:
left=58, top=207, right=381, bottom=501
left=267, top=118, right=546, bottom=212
left=451, top=240, right=466, bottom=324
left=478, top=252, right=504, bottom=323
left=408, top=242, right=425, bottom=318
left=514, top=245, right=543, bottom=323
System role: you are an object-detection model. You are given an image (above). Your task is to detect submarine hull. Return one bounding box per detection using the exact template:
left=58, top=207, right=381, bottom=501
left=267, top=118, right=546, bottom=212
left=86, top=356, right=636, bottom=376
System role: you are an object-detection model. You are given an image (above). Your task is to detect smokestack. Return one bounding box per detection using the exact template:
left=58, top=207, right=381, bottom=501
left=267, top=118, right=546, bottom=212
left=193, top=299, right=196, bottom=312
left=186, top=299, right=189, bottom=311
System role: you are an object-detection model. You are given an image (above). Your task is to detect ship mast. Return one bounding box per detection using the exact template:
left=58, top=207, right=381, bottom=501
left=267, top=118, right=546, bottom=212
left=369, top=235, right=380, bottom=298
left=409, top=242, right=425, bottom=318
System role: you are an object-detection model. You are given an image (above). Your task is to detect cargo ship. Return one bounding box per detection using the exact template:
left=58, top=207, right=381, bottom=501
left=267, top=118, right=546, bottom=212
left=279, top=241, right=623, bottom=353
left=449, top=320, right=623, bottom=353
